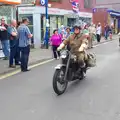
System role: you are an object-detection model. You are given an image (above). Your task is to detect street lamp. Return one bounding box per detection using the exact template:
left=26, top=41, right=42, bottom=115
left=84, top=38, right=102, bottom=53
left=40, top=0, right=49, bottom=49
left=45, top=0, right=49, bottom=49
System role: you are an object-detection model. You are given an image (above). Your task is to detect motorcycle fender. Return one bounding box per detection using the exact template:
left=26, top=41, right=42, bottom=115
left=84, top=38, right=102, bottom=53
left=55, top=64, right=66, bottom=70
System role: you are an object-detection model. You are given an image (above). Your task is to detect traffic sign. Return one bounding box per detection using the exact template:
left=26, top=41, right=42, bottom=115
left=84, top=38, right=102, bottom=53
left=40, top=0, right=45, bottom=6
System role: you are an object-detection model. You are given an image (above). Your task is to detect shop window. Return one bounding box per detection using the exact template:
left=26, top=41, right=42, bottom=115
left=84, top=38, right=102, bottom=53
left=18, top=14, right=33, bottom=34
left=41, top=15, right=50, bottom=42
left=84, top=0, right=92, bottom=8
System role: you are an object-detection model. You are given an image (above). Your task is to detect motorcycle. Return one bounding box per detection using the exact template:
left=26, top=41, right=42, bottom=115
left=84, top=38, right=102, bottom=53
left=53, top=50, right=86, bottom=95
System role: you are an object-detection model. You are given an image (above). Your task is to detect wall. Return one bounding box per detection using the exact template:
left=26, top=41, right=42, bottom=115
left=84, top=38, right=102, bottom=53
left=36, top=0, right=93, bottom=13
left=93, top=8, right=108, bottom=34
left=95, top=0, right=120, bottom=5
left=36, top=0, right=72, bottom=10
left=80, top=0, right=93, bottom=12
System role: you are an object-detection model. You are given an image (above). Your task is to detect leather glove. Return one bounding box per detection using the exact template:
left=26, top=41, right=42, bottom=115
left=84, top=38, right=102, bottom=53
left=57, top=47, right=62, bottom=51
left=57, top=43, right=65, bottom=51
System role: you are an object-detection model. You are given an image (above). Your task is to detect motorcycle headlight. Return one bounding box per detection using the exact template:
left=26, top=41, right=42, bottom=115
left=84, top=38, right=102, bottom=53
left=60, top=50, right=67, bottom=58
left=61, top=54, right=67, bottom=59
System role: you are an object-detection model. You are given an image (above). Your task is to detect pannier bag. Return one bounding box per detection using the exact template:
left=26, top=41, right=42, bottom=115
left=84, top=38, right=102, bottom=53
left=87, top=53, right=96, bottom=67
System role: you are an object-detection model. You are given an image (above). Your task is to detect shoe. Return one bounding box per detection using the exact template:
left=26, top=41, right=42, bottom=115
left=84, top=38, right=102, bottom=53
left=15, top=63, right=21, bottom=65
left=9, top=65, right=16, bottom=68
left=21, top=69, right=31, bottom=72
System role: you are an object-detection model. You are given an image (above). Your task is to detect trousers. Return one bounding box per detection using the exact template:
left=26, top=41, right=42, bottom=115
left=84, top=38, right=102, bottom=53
left=20, top=45, right=30, bottom=71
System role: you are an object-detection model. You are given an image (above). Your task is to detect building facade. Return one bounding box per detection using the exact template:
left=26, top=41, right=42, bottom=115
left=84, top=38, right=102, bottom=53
left=18, top=0, right=93, bottom=48
left=0, top=0, right=21, bottom=24
left=93, top=0, right=120, bottom=34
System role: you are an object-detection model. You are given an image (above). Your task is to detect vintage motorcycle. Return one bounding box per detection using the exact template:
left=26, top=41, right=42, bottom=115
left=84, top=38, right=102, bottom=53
left=53, top=49, right=87, bottom=95
left=53, top=49, right=96, bottom=95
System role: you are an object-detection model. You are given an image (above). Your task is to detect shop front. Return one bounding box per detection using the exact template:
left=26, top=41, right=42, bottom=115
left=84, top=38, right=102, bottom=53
left=0, top=0, right=21, bottom=24
left=0, top=0, right=21, bottom=57
left=108, top=10, right=120, bottom=34
left=18, top=6, right=92, bottom=48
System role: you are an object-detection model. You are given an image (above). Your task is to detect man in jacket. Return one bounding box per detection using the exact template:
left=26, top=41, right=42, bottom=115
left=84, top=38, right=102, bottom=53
left=18, top=18, right=33, bottom=72
left=58, top=24, right=88, bottom=73
left=8, top=19, right=19, bottom=68
left=0, top=18, right=9, bottom=60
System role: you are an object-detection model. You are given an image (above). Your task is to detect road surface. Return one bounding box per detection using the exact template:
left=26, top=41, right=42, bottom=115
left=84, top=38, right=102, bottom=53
left=0, top=40, right=120, bottom=120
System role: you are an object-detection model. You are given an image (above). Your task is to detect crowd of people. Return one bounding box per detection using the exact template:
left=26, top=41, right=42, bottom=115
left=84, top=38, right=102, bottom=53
left=0, top=17, right=114, bottom=71
left=0, top=18, right=32, bottom=72
left=50, top=22, right=105, bottom=59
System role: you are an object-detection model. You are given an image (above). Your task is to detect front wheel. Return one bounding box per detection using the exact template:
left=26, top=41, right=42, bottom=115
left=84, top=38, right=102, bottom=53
left=53, top=68, right=68, bottom=95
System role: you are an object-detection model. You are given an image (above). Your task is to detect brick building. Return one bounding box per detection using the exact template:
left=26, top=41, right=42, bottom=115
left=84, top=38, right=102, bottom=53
left=93, top=0, right=120, bottom=34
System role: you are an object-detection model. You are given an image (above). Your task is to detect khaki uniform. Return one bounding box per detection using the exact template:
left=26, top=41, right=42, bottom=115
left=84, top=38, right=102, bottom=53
left=88, top=26, right=96, bottom=48
left=63, top=33, right=88, bottom=66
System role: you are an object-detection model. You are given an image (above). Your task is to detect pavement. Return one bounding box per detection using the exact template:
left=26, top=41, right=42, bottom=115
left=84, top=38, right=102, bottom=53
left=0, top=48, right=53, bottom=75
left=0, top=35, right=118, bottom=75
left=0, top=37, right=120, bottom=120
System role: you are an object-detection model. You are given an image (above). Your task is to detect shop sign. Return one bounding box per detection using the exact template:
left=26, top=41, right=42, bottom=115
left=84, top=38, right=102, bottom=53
left=18, top=7, right=92, bottom=18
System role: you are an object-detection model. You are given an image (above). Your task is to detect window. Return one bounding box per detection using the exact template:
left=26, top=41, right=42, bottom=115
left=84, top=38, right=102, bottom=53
left=84, top=0, right=92, bottom=8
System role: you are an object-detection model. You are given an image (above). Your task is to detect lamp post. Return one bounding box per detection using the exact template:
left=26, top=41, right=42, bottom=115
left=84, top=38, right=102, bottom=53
left=45, top=0, right=49, bottom=49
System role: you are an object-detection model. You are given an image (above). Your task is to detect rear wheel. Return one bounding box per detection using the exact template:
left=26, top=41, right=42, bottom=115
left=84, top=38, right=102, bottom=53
left=53, top=68, right=68, bottom=95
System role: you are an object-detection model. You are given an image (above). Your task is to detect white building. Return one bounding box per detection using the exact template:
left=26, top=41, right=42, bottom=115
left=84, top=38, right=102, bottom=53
left=18, top=6, right=92, bottom=48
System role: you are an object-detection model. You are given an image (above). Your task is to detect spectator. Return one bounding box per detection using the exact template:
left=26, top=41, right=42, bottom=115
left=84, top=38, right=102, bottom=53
left=65, top=27, right=71, bottom=39
left=96, top=23, right=102, bottom=42
left=18, top=18, right=33, bottom=72
left=88, top=23, right=96, bottom=48
left=0, top=18, right=9, bottom=60
left=17, top=21, right=21, bottom=28
left=65, top=27, right=71, bottom=50
left=118, top=31, right=120, bottom=46
left=83, top=25, right=90, bottom=48
left=104, top=23, right=109, bottom=40
left=50, top=29, right=62, bottom=59
left=15, top=21, right=22, bottom=64
left=58, top=25, right=66, bottom=41
left=8, top=19, right=19, bottom=68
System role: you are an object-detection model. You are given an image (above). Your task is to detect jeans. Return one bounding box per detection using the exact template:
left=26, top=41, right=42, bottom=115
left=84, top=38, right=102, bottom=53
left=97, top=34, right=101, bottom=42
left=1, top=40, right=9, bottom=57
left=52, top=45, right=60, bottom=59
left=105, top=31, right=108, bottom=40
left=15, top=46, right=20, bottom=64
left=20, top=45, right=30, bottom=71
left=9, top=46, right=18, bottom=65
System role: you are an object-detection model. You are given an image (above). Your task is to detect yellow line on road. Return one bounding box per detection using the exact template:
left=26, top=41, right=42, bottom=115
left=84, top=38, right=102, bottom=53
left=0, top=59, right=54, bottom=80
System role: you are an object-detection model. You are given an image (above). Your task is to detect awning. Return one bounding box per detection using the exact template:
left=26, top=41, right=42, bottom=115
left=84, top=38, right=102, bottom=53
left=108, top=9, right=120, bottom=17
left=0, top=0, right=21, bottom=5
left=110, top=12, right=120, bottom=16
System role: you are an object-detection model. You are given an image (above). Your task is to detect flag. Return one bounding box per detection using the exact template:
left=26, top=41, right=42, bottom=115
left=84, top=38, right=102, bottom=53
left=71, top=1, right=79, bottom=13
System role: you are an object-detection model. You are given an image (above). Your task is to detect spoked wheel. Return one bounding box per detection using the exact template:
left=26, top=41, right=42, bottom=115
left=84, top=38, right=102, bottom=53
left=53, top=68, right=68, bottom=95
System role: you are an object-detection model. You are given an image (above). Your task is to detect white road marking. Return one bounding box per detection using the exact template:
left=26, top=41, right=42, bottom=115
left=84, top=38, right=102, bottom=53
left=0, top=59, right=54, bottom=80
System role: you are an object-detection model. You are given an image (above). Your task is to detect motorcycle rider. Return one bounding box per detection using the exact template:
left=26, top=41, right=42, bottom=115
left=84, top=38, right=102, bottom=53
left=57, top=24, right=88, bottom=75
